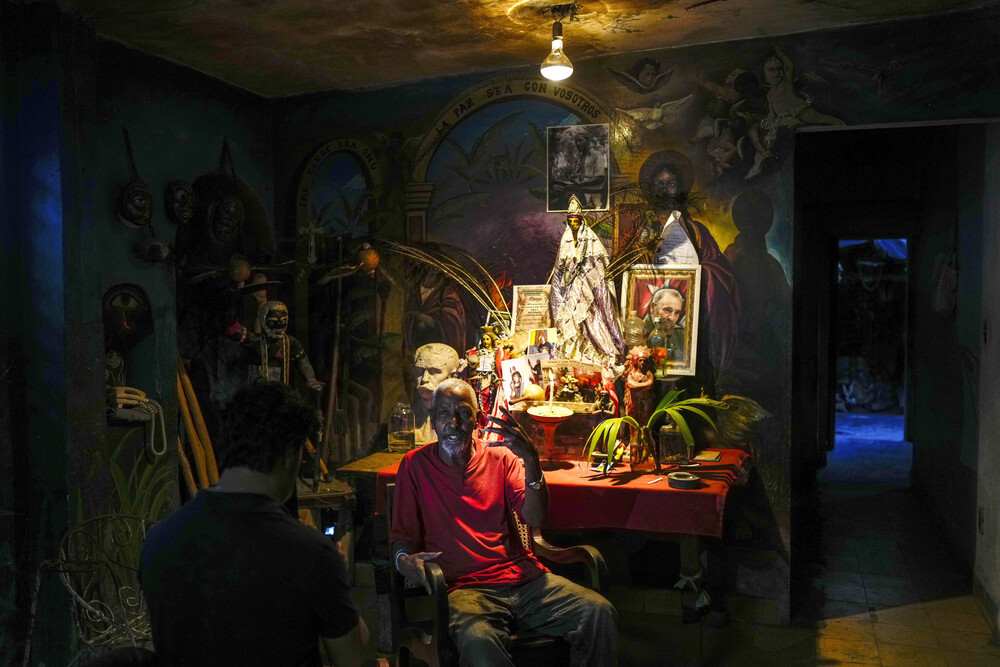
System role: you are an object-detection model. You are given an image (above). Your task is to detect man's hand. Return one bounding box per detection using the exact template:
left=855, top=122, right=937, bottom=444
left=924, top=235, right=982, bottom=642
left=484, top=406, right=538, bottom=461
left=485, top=406, right=548, bottom=527
left=397, top=551, right=443, bottom=595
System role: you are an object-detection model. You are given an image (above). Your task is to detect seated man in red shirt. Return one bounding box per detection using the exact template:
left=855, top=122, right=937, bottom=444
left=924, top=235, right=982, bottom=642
left=391, top=378, right=618, bottom=666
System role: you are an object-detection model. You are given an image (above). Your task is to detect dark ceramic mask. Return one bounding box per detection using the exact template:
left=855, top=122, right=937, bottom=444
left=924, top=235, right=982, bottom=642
left=165, top=180, right=195, bottom=225
left=118, top=179, right=153, bottom=229
left=259, top=301, right=289, bottom=339
left=213, top=196, right=244, bottom=242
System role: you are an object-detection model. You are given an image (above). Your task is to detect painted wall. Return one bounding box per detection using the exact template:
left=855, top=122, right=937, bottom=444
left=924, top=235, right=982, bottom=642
left=2, top=3, right=83, bottom=659
left=274, top=5, right=1000, bottom=622
left=976, top=124, right=1000, bottom=636
left=909, top=126, right=983, bottom=569
left=1, top=3, right=275, bottom=662
left=78, top=37, right=275, bottom=525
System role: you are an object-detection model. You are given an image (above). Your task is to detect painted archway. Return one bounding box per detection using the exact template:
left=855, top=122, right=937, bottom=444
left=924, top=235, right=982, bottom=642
left=405, top=77, right=615, bottom=241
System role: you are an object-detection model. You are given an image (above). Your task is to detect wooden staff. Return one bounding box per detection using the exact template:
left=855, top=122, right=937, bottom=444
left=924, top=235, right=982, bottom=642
left=177, top=436, right=199, bottom=498
left=176, top=357, right=219, bottom=484
left=176, top=373, right=210, bottom=488
left=323, top=238, right=346, bottom=464
left=305, top=438, right=329, bottom=476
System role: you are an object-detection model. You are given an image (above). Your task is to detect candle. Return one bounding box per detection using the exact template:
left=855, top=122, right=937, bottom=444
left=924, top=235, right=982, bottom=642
left=548, top=370, right=555, bottom=408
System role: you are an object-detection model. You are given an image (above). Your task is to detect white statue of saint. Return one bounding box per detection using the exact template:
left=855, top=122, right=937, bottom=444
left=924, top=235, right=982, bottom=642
left=548, top=195, right=625, bottom=368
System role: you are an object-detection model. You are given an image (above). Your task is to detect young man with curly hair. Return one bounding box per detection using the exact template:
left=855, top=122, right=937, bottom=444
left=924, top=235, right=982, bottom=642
left=140, top=381, right=368, bottom=666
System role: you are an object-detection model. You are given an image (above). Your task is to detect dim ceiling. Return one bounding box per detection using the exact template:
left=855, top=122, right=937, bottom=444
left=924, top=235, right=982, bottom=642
left=60, top=0, right=998, bottom=97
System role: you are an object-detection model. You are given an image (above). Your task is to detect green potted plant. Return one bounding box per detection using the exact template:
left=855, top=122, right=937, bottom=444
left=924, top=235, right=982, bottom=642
left=583, top=388, right=727, bottom=472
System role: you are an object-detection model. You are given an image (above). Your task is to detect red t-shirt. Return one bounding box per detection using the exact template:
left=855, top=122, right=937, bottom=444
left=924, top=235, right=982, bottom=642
left=390, top=438, right=547, bottom=591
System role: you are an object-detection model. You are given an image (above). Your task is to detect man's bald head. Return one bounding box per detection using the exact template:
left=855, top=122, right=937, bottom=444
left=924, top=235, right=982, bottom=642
left=432, top=377, right=477, bottom=412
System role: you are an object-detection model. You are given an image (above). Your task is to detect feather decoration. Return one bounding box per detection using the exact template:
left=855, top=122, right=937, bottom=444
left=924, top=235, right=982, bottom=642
left=715, top=395, right=770, bottom=442
left=380, top=240, right=512, bottom=337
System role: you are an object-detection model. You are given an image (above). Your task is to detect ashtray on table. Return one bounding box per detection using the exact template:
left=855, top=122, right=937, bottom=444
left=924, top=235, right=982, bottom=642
left=667, top=471, right=701, bottom=489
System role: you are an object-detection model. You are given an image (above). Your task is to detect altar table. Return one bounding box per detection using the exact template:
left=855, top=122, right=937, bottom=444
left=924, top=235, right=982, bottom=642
left=374, top=448, right=750, bottom=539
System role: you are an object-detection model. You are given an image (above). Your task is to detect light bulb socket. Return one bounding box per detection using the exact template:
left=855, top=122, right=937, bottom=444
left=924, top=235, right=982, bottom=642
left=540, top=18, right=572, bottom=81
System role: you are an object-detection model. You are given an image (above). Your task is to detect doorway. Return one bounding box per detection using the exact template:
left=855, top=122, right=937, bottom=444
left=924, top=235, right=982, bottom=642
left=819, top=238, right=910, bottom=487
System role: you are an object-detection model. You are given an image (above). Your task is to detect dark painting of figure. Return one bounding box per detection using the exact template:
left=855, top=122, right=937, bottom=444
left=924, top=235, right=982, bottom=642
left=403, top=270, right=468, bottom=356
left=636, top=150, right=740, bottom=382
left=722, top=188, right=790, bottom=412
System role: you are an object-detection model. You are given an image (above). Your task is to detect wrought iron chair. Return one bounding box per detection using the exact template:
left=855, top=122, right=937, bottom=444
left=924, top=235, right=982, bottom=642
left=55, top=514, right=156, bottom=650
left=375, top=483, right=608, bottom=667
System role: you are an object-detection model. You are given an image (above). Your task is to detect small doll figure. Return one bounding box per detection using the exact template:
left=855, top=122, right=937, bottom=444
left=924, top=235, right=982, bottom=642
left=592, top=387, right=617, bottom=419
left=228, top=300, right=323, bottom=391
left=468, top=326, right=500, bottom=429
left=623, top=346, right=655, bottom=426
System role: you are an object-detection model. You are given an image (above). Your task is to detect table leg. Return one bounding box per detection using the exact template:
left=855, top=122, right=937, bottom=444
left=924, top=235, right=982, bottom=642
left=336, top=506, right=356, bottom=583
left=371, top=511, right=394, bottom=655
left=679, top=536, right=702, bottom=667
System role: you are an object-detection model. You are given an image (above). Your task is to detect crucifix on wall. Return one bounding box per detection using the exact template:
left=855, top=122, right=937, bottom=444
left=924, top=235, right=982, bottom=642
left=298, top=216, right=328, bottom=265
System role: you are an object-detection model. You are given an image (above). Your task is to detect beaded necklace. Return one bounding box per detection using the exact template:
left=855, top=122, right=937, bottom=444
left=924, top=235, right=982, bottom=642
left=259, top=333, right=290, bottom=383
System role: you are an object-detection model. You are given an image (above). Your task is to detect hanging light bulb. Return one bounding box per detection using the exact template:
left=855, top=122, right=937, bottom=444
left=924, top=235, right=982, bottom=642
left=540, top=20, right=573, bottom=81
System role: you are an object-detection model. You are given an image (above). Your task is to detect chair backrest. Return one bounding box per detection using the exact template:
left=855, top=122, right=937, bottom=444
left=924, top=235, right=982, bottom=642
left=507, top=496, right=534, bottom=554
left=56, top=514, right=155, bottom=648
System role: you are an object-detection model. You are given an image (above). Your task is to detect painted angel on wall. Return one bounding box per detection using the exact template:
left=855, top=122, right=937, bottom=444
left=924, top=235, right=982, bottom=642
left=606, top=57, right=674, bottom=94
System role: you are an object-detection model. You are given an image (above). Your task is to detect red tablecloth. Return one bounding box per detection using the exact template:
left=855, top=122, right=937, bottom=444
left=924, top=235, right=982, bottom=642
left=375, top=448, right=749, bottom=539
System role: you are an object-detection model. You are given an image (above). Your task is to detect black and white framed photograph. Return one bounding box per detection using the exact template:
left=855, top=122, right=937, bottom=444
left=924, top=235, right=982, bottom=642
left=546, top=124, right=610, bottom=212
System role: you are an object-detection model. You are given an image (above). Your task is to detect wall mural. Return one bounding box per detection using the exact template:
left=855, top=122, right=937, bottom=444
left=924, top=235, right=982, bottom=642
left=424, top=96, right=578, bottom=289
left=281, top=29, right=933, bottom=561
left=348, top=52, right=809, bottom=554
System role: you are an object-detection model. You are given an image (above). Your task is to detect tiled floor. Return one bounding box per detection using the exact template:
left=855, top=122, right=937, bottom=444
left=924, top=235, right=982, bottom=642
left=616, top=414, right=1000, bottom=665
left=615, top=481, right=999, bottom=666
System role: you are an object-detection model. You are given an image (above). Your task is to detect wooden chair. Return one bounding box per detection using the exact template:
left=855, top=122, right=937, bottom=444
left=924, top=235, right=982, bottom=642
left=375, top=483, right=608, bottom=667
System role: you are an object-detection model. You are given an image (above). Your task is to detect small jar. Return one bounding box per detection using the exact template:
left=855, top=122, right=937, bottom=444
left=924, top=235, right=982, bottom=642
left=388, top=402, right=416, bottom=453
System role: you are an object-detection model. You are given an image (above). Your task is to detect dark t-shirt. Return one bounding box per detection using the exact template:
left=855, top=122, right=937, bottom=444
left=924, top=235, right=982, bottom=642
left=140, top=490, right=357, bottom=667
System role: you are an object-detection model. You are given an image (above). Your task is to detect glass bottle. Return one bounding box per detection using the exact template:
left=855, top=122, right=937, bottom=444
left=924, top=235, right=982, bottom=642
left=647, top=316, right=667, bottom=349
left=646, top=317, right=668, bottom=378
left=623, top=310, right=646, bottom=348
left=387, top=402, right=416, bottom=453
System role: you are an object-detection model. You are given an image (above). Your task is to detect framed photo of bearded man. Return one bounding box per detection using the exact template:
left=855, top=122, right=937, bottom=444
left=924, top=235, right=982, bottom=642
left=621, top=265, right=701, bottom=376
left=546, top=124, right=610, bottom=213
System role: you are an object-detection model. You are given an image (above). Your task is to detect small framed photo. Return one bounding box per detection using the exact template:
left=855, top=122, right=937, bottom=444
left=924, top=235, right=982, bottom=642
left=621, top=264, right=701, bottom=376
left=527, top=328, right=558, bottom=359
left=500, top=356, right=536, bottom=401
left=546, top=124, right=610, bottom=212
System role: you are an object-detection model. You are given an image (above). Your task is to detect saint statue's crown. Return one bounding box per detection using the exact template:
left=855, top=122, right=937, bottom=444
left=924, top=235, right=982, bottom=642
left=567, top=194, right=583, bottom=217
